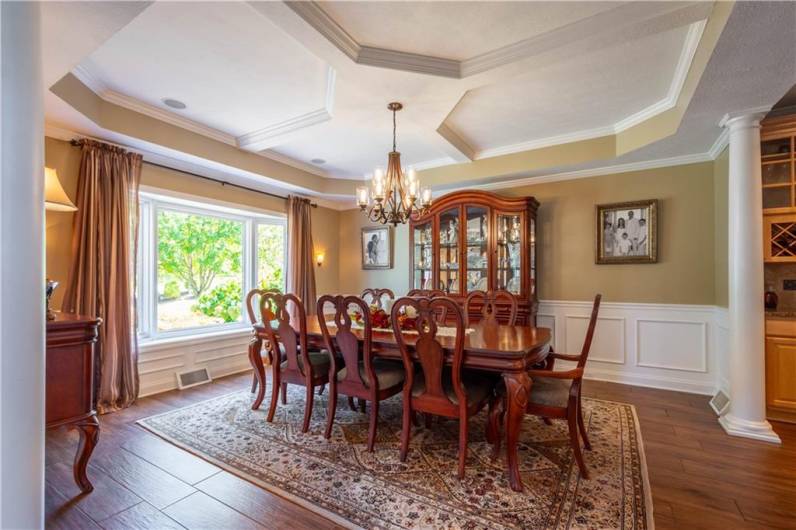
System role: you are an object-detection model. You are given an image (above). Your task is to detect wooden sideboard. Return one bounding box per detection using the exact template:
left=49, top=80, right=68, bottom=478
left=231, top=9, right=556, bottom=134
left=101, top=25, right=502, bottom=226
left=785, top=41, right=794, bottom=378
left=47, top=312, right=102, bottom=492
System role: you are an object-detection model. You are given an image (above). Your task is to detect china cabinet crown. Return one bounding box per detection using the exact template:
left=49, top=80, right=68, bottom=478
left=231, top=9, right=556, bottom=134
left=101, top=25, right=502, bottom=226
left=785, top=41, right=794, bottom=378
left=409, top=190, right=539, bottom=325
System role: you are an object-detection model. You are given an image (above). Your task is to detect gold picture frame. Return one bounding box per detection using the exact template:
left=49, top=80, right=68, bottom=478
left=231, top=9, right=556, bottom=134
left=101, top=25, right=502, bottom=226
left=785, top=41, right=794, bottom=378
left=361, top=226, right=393, bottom=269
left=595, top=199, right=658, bottom=264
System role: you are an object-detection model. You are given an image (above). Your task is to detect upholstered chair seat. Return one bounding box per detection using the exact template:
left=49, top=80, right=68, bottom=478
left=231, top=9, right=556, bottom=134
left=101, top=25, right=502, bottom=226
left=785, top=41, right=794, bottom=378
left=336, top=359, right=405, bottom=390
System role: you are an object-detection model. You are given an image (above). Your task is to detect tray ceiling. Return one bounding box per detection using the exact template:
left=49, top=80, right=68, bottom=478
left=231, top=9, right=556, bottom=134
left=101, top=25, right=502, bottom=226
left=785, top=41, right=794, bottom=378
left=42, top=1, right=796, bottom=203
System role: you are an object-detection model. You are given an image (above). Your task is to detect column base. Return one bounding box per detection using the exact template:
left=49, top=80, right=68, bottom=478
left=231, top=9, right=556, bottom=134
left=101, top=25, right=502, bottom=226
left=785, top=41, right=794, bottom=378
left=719, top=413, right=781, bottom=444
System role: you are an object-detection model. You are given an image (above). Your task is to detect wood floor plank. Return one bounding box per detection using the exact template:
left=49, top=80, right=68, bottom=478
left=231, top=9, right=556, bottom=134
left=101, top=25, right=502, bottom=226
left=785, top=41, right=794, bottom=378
left=44, top=371, right=796, bottom=530
left=195, top=471, right=344, bottom=529
left=90, top=445, right=196, bottom=510
left=163, top=491, right=266, bottom=530
left=45, top=481, right=103, bottom=530
left=100, top=501, right=186, bottom=530
left=122, top=433, right=221, bottom=485
left=45, top=462, right=142, bottom=522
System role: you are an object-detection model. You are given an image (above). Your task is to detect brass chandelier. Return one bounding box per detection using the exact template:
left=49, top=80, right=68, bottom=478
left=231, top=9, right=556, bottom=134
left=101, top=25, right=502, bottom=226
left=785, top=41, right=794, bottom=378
left=356, top=102, right=432, bottom=225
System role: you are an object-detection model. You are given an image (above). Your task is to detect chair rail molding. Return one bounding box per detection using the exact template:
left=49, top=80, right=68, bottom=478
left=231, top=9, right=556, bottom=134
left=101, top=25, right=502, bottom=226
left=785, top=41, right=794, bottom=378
left=538, top=299, right=725, bottom=395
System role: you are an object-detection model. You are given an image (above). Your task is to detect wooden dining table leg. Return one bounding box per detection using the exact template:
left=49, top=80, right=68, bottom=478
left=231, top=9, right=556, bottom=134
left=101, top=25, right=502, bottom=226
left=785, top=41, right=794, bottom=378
left=248, top=336, right=266, bottom=410
left=503, top=371, right=532, bottom=492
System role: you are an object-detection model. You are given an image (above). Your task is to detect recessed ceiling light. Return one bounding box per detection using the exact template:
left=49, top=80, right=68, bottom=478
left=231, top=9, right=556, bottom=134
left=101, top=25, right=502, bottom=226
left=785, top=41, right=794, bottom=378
left=162, top=98, right=186, bottom=110
left=311, top=158, right=326, bottom=165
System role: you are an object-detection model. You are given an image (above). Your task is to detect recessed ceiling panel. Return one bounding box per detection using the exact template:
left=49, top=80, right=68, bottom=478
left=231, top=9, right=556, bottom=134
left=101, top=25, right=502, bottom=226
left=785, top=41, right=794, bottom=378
left=446, top=24, right=690, bottom=153
left=76, top=1, right=330, bottom=137
left=319, top=1, right=623, bottom=61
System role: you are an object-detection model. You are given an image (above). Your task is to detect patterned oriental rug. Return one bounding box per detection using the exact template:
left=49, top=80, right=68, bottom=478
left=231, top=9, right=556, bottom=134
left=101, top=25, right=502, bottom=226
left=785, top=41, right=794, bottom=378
left=138, top=387, right=653, bottom=529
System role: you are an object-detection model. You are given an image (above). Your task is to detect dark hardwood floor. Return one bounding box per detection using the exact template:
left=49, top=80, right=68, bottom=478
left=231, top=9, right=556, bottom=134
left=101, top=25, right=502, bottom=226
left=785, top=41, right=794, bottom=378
left=45, top=372, right=796, bottom=529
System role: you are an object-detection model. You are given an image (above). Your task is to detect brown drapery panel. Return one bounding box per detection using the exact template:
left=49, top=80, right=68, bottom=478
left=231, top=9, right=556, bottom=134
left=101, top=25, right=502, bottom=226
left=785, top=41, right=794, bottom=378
left=62, top=139, right=142, bottom=413
left=286, top=196, right=317, bottom=316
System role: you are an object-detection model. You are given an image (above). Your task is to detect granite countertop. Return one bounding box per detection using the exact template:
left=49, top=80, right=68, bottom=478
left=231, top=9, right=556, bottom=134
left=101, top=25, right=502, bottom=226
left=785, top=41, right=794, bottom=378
left=765, top=310, right=796, bottom=320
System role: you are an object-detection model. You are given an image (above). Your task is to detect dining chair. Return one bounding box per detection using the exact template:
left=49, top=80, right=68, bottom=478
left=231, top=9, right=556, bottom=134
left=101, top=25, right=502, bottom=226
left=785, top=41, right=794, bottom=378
left=361, top=288, right=395, bottom=310
left=463, top=289, right=518, bottom=326
left=260, top=292, right=335, bottom=433
left=246, top=288, right=279, bottom=393
left=318, top=295, right=405, bottom=450
left=391, top=296, right=497, bottom=479
left=406, top=289, right=448, bottom=323
left=491, top=294, right=601, bottom=479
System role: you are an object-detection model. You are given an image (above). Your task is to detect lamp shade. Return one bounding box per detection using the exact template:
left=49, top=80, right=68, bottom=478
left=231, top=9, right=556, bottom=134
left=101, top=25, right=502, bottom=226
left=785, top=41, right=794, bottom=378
left=44, top=167, right=77, bottom=212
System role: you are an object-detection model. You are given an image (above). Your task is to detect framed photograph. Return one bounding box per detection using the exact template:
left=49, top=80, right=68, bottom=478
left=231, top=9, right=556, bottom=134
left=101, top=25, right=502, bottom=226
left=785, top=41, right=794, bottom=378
left=361, top=226, right=393, bottom=269
left=596, top=199, right=658, bottom=264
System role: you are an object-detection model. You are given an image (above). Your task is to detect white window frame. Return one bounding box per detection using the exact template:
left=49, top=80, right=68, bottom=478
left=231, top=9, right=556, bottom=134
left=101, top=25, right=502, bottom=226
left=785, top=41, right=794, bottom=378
left=137, top=190, right=285, bottom=343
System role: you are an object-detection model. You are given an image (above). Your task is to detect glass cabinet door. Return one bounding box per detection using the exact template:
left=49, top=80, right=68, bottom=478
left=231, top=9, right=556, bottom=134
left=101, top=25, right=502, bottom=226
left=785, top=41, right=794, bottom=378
left=464, top=205, right=489, bottom=293
left=529, top=216, right=536, bottom=298
left=438, top=207, right=461, bottom=294
left=412, top=221, right=433, bottom=290
left=496, top=212, right=523, bottom=295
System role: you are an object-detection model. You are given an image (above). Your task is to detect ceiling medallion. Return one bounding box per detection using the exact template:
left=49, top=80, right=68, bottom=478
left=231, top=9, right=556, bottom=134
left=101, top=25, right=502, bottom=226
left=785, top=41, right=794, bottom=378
left=356, top=102, right=432, bottom=225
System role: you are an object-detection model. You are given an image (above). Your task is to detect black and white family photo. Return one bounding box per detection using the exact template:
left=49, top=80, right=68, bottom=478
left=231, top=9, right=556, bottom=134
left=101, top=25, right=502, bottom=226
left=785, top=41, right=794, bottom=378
left=596, top=200, right=657, bottom=264
left=361, top=226, right=393, bottom=269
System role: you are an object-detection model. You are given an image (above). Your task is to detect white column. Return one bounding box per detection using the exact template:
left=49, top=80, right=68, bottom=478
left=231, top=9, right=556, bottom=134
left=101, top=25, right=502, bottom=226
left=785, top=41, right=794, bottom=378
left=719, top=111, right=781, bottom=444
left=0, top=1, right=46, bottom=528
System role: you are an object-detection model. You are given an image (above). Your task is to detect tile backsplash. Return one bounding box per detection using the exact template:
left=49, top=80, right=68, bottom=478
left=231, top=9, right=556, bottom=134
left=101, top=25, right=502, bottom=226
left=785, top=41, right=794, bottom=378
left=764, top=263, right=796, bottom=310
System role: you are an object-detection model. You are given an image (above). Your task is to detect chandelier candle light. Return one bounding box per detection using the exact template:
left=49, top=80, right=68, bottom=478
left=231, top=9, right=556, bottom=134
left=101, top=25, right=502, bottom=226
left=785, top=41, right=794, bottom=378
left=356, top=102, right=432, bottom=225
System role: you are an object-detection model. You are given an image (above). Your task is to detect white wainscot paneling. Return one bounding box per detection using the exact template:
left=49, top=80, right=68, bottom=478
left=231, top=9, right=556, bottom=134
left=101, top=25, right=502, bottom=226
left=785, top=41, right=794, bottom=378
left=138, top=329, right=253, bottom=397
left=636, top=319, right=707, bottom=372
left=538, top=300, right=724, bottom=395
left=565, top=315, right=625, bottom=364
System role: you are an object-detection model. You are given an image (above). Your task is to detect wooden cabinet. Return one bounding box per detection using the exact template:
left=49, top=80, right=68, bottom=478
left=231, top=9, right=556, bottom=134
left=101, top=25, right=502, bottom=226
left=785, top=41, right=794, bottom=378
left=766, top=335, right=796, bottom=423
left=47, top=313, right=102, bottom=492
left=762, top=115, right=796, bottom=262
left=409, top=190, right=539, bottom=325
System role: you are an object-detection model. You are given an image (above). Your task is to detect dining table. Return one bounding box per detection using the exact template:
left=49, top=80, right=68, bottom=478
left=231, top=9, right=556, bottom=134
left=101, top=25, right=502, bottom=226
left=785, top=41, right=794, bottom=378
left=248, top=319, right=553, bottom=492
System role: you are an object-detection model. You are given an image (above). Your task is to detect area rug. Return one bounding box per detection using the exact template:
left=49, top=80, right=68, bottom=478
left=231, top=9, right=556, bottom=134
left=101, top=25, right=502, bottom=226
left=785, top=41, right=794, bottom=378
left=138, top=386, right=653, bottom=529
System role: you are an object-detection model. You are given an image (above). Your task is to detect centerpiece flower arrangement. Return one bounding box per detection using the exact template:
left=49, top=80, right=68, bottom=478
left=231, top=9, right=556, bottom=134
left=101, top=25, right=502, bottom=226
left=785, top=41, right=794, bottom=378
left=350, top=305, right=417, bottom=331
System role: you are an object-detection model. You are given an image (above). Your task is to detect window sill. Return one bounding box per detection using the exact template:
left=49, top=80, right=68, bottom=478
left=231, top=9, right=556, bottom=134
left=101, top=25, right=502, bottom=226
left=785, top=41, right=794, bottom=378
left=139, top=325, right=252, bottom=353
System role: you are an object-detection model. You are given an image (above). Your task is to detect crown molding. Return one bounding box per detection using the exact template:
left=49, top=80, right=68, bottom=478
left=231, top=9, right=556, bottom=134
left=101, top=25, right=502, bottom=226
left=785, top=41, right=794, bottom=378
left=465, top=152, right=714, bottom=192
left=718, top=105, right=773, bottom=129
left=285, top=0, right=359, bottom=61
left=411, top=157, right=456, bottom=172
left=471, top=20, right=707, bottom=161
left=72, top=63, right=109, bottom=94
left=44, top=122, right=351, bottom=210
left=236, top=66, right=336, bottom=152
left=708, top=127, right=729, bottom=159
left=436, top=123, right=476, bottom=161
left=357, top=46, right=459, bottom=78
left=101, top=90, right=238, bottom=146
left=613, top=20, right=706, bottom=133
left=259, top=149, right=332, bottom=179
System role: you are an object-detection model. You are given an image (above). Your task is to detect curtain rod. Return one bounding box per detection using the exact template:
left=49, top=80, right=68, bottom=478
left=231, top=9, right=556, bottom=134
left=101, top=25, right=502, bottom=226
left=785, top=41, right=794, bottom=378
left=68, top=138, right=318, bottom=208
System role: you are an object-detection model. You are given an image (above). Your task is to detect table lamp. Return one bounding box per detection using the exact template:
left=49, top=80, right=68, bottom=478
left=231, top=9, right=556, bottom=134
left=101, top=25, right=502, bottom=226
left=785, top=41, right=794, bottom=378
left=45, top=167, right=77, bottom=319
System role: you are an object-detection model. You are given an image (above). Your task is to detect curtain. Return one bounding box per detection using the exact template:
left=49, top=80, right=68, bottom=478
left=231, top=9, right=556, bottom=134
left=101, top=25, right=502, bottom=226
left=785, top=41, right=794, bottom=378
left=286, top=196, right=317, bottom=316
left=62, top=139, right=142, bottom=413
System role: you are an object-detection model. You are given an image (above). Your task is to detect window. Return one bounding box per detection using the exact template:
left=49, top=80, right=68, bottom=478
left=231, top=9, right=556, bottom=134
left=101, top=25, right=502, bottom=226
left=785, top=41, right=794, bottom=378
left=137, top=191, right=286, bottom=341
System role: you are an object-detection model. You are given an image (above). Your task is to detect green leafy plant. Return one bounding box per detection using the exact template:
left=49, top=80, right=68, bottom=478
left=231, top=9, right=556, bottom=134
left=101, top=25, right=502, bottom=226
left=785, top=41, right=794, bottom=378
left=158, top=211, right=242, bottom=298
left=162, top=280, right=181, bottom=301
left=257, top=224, right=285, bottom=292
left=194, top=281, right=242, bottom=323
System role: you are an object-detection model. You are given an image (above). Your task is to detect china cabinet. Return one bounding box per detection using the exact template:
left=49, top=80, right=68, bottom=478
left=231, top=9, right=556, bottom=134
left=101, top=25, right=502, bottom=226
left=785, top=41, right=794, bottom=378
left=409, top=190, right=539, bottom=325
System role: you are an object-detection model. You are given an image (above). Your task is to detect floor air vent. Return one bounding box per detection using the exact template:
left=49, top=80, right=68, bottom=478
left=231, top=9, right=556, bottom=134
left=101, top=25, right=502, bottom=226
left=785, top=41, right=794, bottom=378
left=176, top=367, right=212, bottom=390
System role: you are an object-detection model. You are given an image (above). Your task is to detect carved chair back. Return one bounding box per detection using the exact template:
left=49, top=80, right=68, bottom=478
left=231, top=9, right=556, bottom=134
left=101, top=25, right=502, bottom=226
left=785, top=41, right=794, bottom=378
left=259, top=292, right=312, bottom=378
left=406, top=289, right=448, bottom=323
left=463, top=289, right=518, bottom=326
left=361, top=288, right=395, bottom=310
left=246, top=288, right=280, bottom=324
left=576, top=294, right=602, bottom=370
left=318, top=295, right=377, bottom=390
left=391, top=296, right=466, bottom=414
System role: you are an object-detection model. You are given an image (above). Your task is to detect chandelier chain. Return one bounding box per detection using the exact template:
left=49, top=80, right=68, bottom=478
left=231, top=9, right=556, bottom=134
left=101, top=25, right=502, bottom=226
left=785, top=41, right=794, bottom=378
left=392, top=107, right=397, bottom=152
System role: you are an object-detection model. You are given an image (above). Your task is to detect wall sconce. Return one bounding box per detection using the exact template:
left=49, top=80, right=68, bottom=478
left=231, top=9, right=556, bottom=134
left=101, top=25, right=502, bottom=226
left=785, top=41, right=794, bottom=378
left=316, top=252, right=325, bottom=267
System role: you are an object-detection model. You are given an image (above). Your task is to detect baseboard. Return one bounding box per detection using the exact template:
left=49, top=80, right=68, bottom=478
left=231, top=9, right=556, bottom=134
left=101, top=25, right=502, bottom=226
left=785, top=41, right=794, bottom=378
left=584, top=367, right=715, bottom=395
